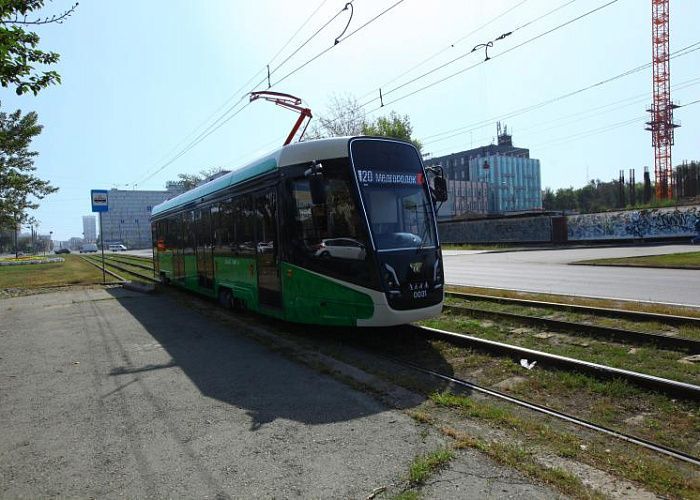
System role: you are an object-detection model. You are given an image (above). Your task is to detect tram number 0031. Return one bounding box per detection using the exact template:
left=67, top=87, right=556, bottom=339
left=413, top=290, right=427, bottom=299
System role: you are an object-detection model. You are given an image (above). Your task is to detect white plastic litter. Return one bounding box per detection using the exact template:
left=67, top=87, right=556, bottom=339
left=520, top=359, right=537, bottom=370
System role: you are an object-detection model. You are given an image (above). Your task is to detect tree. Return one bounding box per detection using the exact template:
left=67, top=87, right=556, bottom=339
left=306, top=94, right=366, bottom=139
left=542, top=187, right=555, bottom=210
left=169, top=167, right=228, bottom=192
left=362, top=111, right=423, bottom=152
left=0, top=0, right=78, bottom=95
left=0, top=109, right=57, bottom=232
left=308, top=94, right=423, bottom=152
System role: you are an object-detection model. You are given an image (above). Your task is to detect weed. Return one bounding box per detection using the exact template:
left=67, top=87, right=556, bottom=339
left=392, top=491, right=420, bottom=500
left=408, top=448, right=454, bottom=486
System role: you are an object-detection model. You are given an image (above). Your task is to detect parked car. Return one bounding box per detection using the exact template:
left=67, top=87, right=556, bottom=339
left=80, top=244, right=98, bottom=253
left=109, top=244, right=127, bottom=252
left=54, top=248, right=70, bottom=254
left=314, top=238, right=366, bottom=260
left=256, top=241, right=274, bottom=253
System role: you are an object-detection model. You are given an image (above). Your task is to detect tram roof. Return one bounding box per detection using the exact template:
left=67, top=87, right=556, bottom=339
left=151, top=137, right=352, bottom=218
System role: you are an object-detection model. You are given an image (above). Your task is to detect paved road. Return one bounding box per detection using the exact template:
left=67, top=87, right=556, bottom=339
left=444, top=244, right=700, bottom=306
left=0, top=288, right=557, bottom=498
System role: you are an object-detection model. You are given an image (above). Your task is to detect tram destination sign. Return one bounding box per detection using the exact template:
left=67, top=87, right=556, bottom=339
left=91, top=189, right=109, bottom=212
left=356, top=169, right=424, bottom=186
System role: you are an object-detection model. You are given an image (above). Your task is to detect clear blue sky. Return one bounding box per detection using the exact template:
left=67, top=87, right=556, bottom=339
left=3, top=0, right=698, bottom=241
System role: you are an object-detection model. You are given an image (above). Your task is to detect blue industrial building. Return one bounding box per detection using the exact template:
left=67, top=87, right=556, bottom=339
left=425, top=124, right=542, bottom=217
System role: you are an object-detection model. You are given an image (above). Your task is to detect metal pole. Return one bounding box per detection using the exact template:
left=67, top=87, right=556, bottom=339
left=100, top=212, right=106, bottom=284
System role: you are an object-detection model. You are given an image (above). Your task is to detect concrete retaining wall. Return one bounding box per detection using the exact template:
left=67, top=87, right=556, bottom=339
left=567, top=206, right=699, bottom=241
left=437, top=205, right=699, bottom=244
left=438, top=216, right=552, bottom=244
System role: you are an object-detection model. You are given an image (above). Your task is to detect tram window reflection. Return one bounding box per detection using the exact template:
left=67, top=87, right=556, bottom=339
left=287, top=158, right=375, bottom=287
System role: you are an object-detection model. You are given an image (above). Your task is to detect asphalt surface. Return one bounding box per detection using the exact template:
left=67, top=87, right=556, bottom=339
left=0, top=287, right=558, bottom=498
left=444, top=244, right=700, bottom=306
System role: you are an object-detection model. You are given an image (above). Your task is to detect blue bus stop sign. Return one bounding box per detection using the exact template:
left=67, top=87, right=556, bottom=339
left=91, top=190, right=109, bottom=212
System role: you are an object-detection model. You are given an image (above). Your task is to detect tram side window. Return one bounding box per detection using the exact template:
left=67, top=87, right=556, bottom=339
left=287, top=162, right=375, bottom=287
left=174, top=214, right=183, bottom=250
left=163, top=217, right=176, bottom=249
left=214, top=200, right=233, bottom=256
left=194, top=208, right=212, bottom=248
left=155, top=220, right=166, bottom=250
left=183, top=211, right=195, bottom=252
left=233, top=196, right=255, bottom=257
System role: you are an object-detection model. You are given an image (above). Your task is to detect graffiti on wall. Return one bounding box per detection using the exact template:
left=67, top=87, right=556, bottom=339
left=439, top=216, right=552, bottom=244
left=567, top=206, right=699, bottom=241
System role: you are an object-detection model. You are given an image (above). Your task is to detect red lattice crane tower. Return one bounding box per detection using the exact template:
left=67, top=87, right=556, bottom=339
left=645, top=0, right=679, bottom=200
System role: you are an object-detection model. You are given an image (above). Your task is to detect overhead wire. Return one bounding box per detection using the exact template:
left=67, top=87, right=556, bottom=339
left=270, top=0, right=407, bottom=88
left=357, top=0, right=534, bottom=102
left=139, top=0, right=410, bottom=186
left=428, top=96, right=699, bottom=161
left=136, top=1, right=344, bottom=186
left=367, top=0, right=581, bottom=105
left=427, top=76, right=700, bottom=157
left=421, top=40, right=700, bottom=145
left=371, top=0, right=621, bottom=112
left=266, top=0, right=331, bottom=69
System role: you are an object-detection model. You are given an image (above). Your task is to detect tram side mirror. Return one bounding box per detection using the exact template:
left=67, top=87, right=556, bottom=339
left=305, top=161, right=326, bottom=205
left=432, top=175, right=448, bottom=202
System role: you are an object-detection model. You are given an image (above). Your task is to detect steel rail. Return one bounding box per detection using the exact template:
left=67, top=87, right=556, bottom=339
left=84, top=256, right=157, bottom=283
left=445, top=291, right=700, bottom=327
left=413, top=325, right=700, bottom=400
left=388, top=355, right=700, bottom=467
left=79, top=256, right=126, bottom=282
left=443, top=304, right=700, bottom=353
left=104, top=255, right=154, bottom=272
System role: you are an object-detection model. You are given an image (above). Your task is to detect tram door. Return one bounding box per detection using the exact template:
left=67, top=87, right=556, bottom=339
left=195, top=208, right=214, bottom=288
left=255, top=190, right=282, bottom=308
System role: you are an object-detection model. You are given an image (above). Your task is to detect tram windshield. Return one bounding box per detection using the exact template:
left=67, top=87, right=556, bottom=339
left=351, top=139, right=437, bottom=251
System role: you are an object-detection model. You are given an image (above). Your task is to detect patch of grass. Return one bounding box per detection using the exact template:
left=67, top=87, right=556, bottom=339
left=408, top=410, right=434, bottom=424
left=392, top=491, right=420, bottom=500
left=430, top=392, right=581, bottom=458
left=431, top=395, right=698, bottom=498
left=437, top=426, right=598, bottom=499
left=447, top=285, right=700, bottom=318
left=0, top=254, right=107, bottom=289
left=574, top=251, right=700, bottom=270
left=423, top=314, right=700, bottom=386
left=431, top=392, right=520, bottom=428
left=408, top=448, right=454, bottom=486
left=444, top=294, right=700, bottom=339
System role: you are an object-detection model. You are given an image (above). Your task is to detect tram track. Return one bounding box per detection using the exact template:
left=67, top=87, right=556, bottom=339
left=79, top=256, right=126, bottom=282
left=442, top=304, right=700, bottom=353
left=380, top=349, right=700, bottom=467
left=82, top=255, right=157, bottom=283
left=102, top=254, right=155, bottom=272
left=445, top=290, right=700, bottom=327
left=269, top=320, right=700, bottom=469
left=409, top=324, right=700, bottom=400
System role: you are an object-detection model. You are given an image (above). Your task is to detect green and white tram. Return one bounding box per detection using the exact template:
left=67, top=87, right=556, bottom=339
left=151, top=136, right=447, bottom=326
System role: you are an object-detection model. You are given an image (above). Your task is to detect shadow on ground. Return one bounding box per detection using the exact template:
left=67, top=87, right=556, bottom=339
left=106, top=288, right=456, bottom=429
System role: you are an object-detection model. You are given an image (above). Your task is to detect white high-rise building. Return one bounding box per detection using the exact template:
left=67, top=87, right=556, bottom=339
left=82, top=215, right=97, bottom=243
